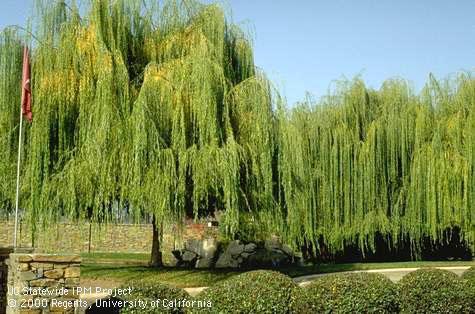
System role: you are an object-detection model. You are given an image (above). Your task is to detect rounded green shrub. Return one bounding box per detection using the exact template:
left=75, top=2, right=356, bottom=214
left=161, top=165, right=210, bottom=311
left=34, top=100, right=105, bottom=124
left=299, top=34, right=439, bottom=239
left=194, top=270, right=297, bottom=313
left=462, top=266, right=475, bottom=281
left=462, top=267, right=475, bottom=310
left=120, top=279, right=191, bottom=313
left=398, top=268, right=475, bottom=313
left=291, top=272, right=400, bottom=313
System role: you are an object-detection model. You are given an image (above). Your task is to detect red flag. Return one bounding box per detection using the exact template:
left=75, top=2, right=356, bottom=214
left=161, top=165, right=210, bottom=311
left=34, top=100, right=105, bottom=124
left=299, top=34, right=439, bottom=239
left=21, top=46, right=32, bottom=122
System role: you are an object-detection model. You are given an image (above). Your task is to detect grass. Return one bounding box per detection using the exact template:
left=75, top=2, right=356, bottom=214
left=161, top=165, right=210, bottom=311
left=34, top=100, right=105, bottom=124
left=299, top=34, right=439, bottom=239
left=80, top=252, right=149, bottom=265
left=80, top=253, right=475, bottom=288
left=81, top=264, right=240, bottom=288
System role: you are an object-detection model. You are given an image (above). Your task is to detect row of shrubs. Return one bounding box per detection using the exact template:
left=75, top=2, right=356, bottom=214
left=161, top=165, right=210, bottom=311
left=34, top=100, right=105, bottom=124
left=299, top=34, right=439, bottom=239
left=120, top=267, right=475, bottom=313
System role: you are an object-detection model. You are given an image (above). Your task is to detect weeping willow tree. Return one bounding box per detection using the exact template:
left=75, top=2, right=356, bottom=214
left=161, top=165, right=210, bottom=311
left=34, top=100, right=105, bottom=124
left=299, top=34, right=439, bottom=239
left=278, top=75, right=475, bottom=258
left=0, top=0, right=474, bottom=263
left=0, top=0, right=280, bottom=265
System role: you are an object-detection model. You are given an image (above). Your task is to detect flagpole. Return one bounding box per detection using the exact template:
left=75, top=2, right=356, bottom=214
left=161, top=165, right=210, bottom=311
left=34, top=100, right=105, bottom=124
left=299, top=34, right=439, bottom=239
left=13, top=99, right=24, bottom=249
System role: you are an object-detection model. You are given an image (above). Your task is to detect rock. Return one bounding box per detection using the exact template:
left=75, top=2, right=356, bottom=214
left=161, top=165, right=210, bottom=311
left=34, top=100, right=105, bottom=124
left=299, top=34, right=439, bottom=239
left=241, top=252, right=252, bottom=258
left=32, top=255, right=81, bottom=263
left=30, top=278, right=58, bottom=287
left=185, top=239, right=202, bottom=254
left=195, top=257, right=212, bottom=268
left=164, top=250, right=182, bottom=267
left=201, top=238, right=218, bottom=256
left=17, top=255, right=33, bottom=262
left=182, top=251, right=197, bottom=262
left=44, top=269, right=64, bottom=279
left=18, top=263, right=30, bottom=271
left=64, top=278, right=80, bottom=287
left=20, top=271, right=37, bottom=281
left=172, top=250, right=182, bottom=260
left=195, top=239, right=218, bottom=269
left=64, top=267, right=80, bottom=278
left=179, top=250, right=198, bottom=268
left=215, top=241, right=246, bottom=268
left=281, top=245, right=294, bottom=256
left=215, top=252, right=239, bottom=268
left=244, top=248, right=292, bottom=268
left=264, top=237, right=282, bottom=251
left=227, top=241, right=245, bottom=256
left=166, top=253, right=180, bottom=267
left=30, top=262, right=54, bottom=270
left=243, top=243, right=257, bottom=253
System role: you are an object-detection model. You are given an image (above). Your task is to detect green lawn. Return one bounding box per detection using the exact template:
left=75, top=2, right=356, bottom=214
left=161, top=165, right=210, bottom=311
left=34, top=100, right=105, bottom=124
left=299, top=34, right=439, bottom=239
left=80, top=253, right=474, bottom=288
left=81, top=264, right=240, bottom=288
left=81, top=252, right=149, bottom=265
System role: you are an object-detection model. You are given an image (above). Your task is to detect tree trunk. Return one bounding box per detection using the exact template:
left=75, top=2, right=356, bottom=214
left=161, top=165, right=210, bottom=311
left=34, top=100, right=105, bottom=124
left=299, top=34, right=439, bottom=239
left=150, top=216, right=163, bottom=267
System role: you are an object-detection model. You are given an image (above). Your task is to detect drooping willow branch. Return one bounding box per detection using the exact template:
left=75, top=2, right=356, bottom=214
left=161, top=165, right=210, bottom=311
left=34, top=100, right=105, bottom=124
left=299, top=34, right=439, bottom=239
left=0, top=0, right=473, bottom=258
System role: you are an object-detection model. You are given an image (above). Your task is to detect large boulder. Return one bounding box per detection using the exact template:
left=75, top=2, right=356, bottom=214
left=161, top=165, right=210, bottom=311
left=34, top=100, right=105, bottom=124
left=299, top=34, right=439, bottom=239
left=174, top=238, right=220, bottom=268
left=216, top=240, right=244, bottom=268
left=215, top=250, right=240, bottom=268
left=215, top=241, right=245, bottom=268
left=166, top=250, right=181, bottom=267
left=227, top=240, right=245, bottom=256
left=244, top=247, right=292, bottom=268
left=181, top=251, right=198, bottom=267
left=244, top=243, right=257, bottom=253
left=184, top=239, right=202, bottom=254
left=264, top=237, right=282, bottom=251
left=195, top=238, right=218, bottom=268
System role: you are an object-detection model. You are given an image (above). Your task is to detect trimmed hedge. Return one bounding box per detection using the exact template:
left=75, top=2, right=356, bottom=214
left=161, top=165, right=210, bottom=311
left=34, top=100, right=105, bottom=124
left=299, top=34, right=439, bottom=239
left=116, top=268, right=475, bottom=313
left=194, top=270, right=297, bottom=313
left=291, top=272, right=400, bottom=313
left=120, top=280, right=190, bottom=313
left=398, top=268, right=475, bottom=313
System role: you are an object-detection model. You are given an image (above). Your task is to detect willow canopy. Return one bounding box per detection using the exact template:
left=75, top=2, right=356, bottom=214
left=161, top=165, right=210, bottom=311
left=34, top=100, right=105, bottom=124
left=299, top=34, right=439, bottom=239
left=277, top=77, right=475, bottom=256
left=0, top=0, right=474, bottom=259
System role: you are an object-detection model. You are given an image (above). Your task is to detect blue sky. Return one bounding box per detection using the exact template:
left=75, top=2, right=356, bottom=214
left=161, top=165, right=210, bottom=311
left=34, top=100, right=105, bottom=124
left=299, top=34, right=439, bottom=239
left=1, top=0, right=474, bottom=105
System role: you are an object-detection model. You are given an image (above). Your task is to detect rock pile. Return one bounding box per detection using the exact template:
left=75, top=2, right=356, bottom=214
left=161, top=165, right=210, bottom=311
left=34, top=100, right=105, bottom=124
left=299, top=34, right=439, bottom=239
left=171, top=238, right=219, bottom=268
left=216, top=239, right=296, bottom=268
left=170, top=238, right=298, bottom=269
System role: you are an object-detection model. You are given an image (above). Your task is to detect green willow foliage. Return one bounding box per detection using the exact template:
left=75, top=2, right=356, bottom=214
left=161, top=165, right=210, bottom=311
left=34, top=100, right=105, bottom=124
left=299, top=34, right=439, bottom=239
left=0, top=0, right=474, bottom=257
left=278, top=77, right=475, bottom=255
left=0, top=29, right=23, bottom=211
left=0, top=0, right=276, bottom=238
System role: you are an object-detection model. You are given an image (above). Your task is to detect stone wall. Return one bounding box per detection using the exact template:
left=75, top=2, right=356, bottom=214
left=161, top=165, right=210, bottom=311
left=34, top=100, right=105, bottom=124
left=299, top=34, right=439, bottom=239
left=0, top=220, right=153, bottom=254
left=0, top=220, right=218, bottom=260
left=6, top=254, right=81, bottom=314
left=0, top=248, right=13, bottom=314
